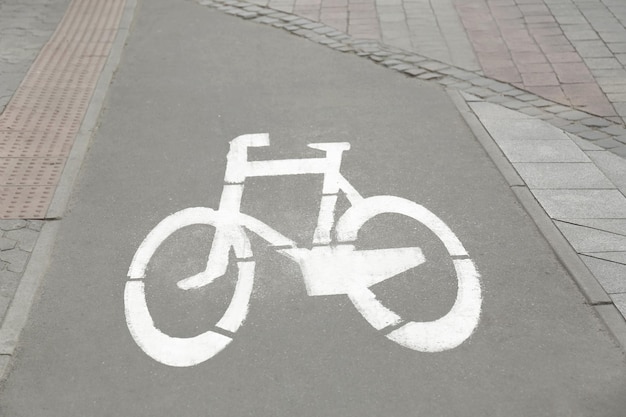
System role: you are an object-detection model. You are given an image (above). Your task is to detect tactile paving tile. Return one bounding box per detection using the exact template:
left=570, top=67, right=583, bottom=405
left=0, top=131, right=74, bottom=158
left=0, top=158, right=65, bottom=186
left=0, top=0, right=126, bottom=218
left=0, top=186, right=56, bottom=219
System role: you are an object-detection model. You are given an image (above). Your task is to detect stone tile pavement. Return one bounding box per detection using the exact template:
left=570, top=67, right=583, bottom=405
left=0, top=221, right=42, bottom=323
left=470, top=99, right=626, bottom=318
left=244, top=0, right=626, bottom=156
left=0, top=0, right=68, bottom=325
left=0, top=0, right=69, bottom=114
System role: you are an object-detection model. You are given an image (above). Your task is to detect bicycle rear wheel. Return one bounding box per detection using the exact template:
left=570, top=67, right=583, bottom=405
left=125, top=207, right=254, bottom=367
left=335, top=196, right=481, bottom=352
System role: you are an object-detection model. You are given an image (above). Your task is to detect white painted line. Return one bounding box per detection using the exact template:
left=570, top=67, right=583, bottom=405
left=336, top=195, right=480, bottom=351
left=247, top=158, right=328, bottom=177
left=337, top=173, right=363, bottom=203
left=216, top=261, right=255, bottom=333
left=126, top=207, right=255, bottom=366
left=386, top=259, right=481, bottom=352
left=348, top=286, right=402, bottom=330
left=225, top=133, right=269, bottom=183
left=124, top=281, right=232, bottom=367
left=312, top=194, right=337, bottom=245
left=292, top=245, right=425, bottom=296
left=335, top=195, right=468, bottom=256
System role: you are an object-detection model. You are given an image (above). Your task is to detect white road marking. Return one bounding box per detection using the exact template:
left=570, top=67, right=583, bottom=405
left=215, top=261, right=255, bottom=333
left=124, top=281, right=232, bottom=367
left=336, top=195, right=481, bottom=350
left=336, top=195, right=468, bottom=256
left=126, top=207, right=255, bottom=366
left=126, top=135, right=482, bottom=367
left=284, top=245, right=425, bottom=296
left=386, top=259, right=481, bottom=352
left=348, top=286, right=403, bottom=330
left=312, top=194, right=338, bottom=245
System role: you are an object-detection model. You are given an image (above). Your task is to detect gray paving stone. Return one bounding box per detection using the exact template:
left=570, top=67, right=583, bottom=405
left=610, top=145, right=626, bottom=157
left=580, top=117, right=612, bottom=127
left=465, top=86, right=494, bottom=98
left=417, top=72, right=442, bottom=80
left=533, top=189, right=626, bottom=218
left=515, top=93, right=539, bottom=102
left=485, top=80, right=512, bottom=93
left=460, top=92, right=481, bottom=101
left=544, top=104, right=572, bottom=113
left=585, top=150, right=626, bottom=193
left=513, top=162, right=613, bottom=189
left=577, top=130, right=611, bottom=141
left=501, top=89, right=522, bottom=97
left=595, top=138, right=623, bottom=149
left=0, top=220, right=27, bottom=231
left=611, top=293, right=626, bottom=319
left=563, top=219, right=626, bottom=237
left=519, top=106, right=546, bottom=117
left=561, top=123, right=592, bottom=134
left=0, top=238, right=16, bottom=251
left=403, top=67, right=425, bottom=76
left=470, top=101, right=530, bottom=120
left=382, top=59, right=402, bottom=66
left=469, top=77, right=495, bottom=87
left=558, top=110, right=592, bottom=121
left=0, top=248, right=29, bottom=273
left=5, top=228, right=38, bottom=252
left=390, top=63, right=414, bottom=71
left=0, top=269, right=20, bottom=321
left=581, top=255, right=626, bottom=293
left=419, top=61, right=448, bottom=71
left=556, top=221, right=626, bottom=252
left=497, top=139, right=589, bottom=162
left=448, top=81, right=472, bottom=89
left=528, top=98, right=553, bottom=107
left=480, top=118, right=571, bottom=141
left=501, top=100, right=529, bottom=110
left=568, top=134, right=604, bottom=150
left=584, top=252, right=626, bottom=265
left=585, top=57, right=622, bottom=69
left=487, top=95, right=514, bottom=104
left=548, top=118, right=575, bottom=129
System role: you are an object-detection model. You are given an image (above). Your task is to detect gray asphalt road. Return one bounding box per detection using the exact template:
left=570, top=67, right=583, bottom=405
left=1, top=0, right=626, bottom=415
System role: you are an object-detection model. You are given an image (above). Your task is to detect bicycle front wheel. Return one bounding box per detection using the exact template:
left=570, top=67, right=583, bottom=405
left=125, top=207, right=254, bottom=367
left=335, top=196, right=481, bottom=352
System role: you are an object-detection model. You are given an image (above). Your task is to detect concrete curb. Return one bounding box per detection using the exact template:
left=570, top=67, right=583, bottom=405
left=0, top=0, right=139, bottom=383
left=449, top=89, right=626, bottom=352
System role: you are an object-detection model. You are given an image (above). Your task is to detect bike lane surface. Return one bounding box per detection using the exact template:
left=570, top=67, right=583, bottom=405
left=2, top=0, right=626, bottom=415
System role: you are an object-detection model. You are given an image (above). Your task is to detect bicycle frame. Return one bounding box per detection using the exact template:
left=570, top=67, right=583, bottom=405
left=180, top=133, right=364, bottom=290
left=125, top=133, right=482, bottom=366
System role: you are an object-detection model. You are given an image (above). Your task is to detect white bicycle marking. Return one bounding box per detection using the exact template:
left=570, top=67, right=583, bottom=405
left=125, top=134, right=482, bottom=366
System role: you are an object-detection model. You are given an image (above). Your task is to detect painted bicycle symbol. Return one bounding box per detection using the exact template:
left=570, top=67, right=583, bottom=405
left=125, top=134, right=482, bottom=367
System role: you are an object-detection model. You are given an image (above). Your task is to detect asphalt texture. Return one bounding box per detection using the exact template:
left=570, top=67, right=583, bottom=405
left=1, top=0, right=626, bottom=415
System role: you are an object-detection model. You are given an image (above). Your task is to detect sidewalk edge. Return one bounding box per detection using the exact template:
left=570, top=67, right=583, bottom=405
left=0, top=0, right=139, bottom=383
left=448, top=88, right=626, bottom=351
left=46, top=0, right=139, bottom=218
